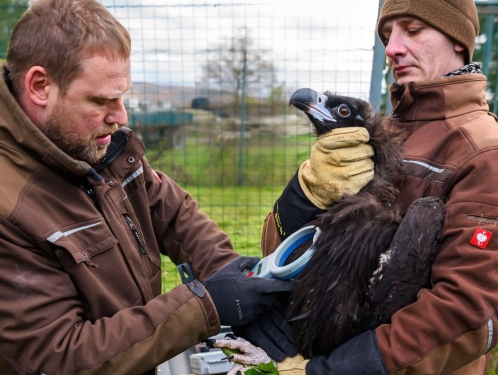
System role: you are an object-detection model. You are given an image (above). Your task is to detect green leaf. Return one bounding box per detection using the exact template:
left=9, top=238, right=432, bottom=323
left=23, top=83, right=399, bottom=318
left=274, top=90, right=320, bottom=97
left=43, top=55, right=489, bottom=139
left=221, top=347, right=242, bottom=357
left=219, top=348, right=279, bottom=375
left=254, top=360, right=279, bottom=374
left=245, top=369, right=265, bottom=375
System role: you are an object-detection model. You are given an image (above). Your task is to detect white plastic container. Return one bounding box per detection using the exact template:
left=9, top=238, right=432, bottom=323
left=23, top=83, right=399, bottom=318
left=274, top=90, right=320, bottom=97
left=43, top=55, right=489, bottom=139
left=190, top=350, right=234, bottom=375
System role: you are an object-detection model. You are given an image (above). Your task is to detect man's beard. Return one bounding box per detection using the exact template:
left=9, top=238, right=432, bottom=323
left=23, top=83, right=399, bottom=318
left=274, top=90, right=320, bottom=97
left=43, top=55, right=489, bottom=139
left=42, top=103, right=119, bottom=165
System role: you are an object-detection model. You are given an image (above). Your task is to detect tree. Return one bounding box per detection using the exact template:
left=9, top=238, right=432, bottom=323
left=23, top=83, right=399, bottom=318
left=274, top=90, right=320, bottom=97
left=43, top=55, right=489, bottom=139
left=0, top=0, right=28, bottom=59
left=202, top=31, right=277, bottom=114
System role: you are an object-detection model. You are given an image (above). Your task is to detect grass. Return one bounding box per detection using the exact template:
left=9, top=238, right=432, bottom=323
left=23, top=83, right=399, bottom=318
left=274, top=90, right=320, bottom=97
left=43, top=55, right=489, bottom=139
left=152, top=133, right=315, bottom=290
left=148, top=132, right=314, bottom=187
left=159, top=185, right=285, bottom=291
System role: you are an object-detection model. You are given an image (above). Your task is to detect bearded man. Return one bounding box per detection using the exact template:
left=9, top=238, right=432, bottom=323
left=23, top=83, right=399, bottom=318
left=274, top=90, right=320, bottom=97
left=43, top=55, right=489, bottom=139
left=0, top=1, right=296, bottom=374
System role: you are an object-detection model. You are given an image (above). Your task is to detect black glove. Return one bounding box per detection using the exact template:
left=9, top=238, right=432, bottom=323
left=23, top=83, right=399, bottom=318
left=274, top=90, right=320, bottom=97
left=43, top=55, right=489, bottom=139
left=273, top=170, right=326, bottom=241
left=307, top=330, right=388, bottom=375
left=232, top=301, right=298, bottom=362
left=202, top=257, right=297, bottom=327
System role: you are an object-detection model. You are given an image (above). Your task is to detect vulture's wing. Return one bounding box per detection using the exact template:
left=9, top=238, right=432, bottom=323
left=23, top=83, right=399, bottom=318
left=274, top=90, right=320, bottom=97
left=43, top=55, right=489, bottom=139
left=363, top=196, right=445, bottom=329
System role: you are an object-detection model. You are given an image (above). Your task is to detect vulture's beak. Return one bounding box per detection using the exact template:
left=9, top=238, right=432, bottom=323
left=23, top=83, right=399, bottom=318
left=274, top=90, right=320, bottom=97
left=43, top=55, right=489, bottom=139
left=289, top=88, right=336, bottom=123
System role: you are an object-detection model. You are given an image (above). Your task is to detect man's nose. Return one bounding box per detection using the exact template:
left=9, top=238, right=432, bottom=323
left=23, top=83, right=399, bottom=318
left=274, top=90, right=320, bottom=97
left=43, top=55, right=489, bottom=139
left=385, top=32, right=406, bottom=59
left=105, top=99, right=128, bottom=127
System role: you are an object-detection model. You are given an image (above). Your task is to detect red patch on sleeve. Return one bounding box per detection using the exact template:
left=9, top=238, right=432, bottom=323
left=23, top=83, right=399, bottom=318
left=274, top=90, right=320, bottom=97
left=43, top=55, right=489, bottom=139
left=470, top=227, right=492, bottom=249
left=152, top=170, right=162, bottom=184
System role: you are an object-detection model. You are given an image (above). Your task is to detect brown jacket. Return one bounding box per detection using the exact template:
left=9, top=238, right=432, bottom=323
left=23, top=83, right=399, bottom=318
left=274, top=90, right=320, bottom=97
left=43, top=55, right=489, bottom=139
left=0, top=68, right=239, bottom=374
left=262, top=74, right=498, bottom=374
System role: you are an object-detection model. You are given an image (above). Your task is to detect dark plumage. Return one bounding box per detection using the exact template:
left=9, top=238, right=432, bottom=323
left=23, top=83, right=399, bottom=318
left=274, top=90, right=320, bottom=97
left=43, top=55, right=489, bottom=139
left=286, top=89, right=445, bottom=359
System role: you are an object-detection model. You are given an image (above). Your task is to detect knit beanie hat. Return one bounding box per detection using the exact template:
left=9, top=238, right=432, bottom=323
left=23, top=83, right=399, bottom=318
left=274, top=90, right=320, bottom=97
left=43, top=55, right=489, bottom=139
left=377, top=0, right=479, bottom=63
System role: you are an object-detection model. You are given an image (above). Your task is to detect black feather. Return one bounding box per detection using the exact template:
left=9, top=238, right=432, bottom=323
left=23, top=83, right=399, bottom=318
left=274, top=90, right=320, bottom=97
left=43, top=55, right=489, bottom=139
left=286, top=89, right=445, bottom=358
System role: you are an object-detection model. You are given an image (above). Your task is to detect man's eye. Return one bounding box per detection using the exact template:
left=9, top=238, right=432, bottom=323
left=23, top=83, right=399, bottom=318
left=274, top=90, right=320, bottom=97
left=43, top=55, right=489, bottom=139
left=92, top=97, right=110, bottom=105
left=407, top=28, right=421, bottom=35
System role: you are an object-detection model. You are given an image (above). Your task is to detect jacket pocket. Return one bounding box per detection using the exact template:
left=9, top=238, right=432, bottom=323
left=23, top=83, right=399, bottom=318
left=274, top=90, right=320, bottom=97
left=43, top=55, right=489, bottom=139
left=51, top=220, right=118, bottom=265
left=50, top=219, right=143, bottom=319
left=118, top=198, right=162, bottom=271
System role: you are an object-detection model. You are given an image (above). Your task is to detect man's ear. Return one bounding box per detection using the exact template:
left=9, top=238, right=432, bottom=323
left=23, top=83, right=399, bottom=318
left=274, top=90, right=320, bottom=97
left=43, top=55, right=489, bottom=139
left=454, top=43, right=465, bottom=53
left=23, top=66, right=55, bottom=107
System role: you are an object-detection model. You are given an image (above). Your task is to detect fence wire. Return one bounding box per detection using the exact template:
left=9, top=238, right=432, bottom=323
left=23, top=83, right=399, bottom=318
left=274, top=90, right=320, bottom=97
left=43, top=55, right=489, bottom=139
left=99, top=0, right=382, bottom=289
left=2, top=1, right=497, bottom=290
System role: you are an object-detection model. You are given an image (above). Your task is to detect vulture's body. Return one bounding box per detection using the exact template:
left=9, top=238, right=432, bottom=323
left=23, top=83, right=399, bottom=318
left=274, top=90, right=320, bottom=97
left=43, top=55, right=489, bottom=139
left=286, top=89, right=444, bottom=359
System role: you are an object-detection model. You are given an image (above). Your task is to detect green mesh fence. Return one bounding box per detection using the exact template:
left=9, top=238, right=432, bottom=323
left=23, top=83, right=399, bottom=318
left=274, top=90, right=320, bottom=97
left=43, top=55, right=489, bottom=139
left=476, top=9, right=498, bottom=113
left=112, top=0, right=497, bottom=291
left=101, top=0, right=380, bottom=290
left=0, top=1, right=28, bottom=59
left=2, top=0, right=498, bottom=291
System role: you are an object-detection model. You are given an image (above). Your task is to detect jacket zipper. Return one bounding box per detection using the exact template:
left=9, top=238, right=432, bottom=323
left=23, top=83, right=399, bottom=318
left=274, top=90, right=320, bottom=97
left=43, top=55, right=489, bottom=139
left=125, top=215, right=147, bottom=255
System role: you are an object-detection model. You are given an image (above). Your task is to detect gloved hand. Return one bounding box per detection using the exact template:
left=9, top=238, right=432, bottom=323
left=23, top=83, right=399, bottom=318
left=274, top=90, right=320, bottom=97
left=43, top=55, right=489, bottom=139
left=306, top=331, right=388, bottom=375
left=232, top=301, right=298, bottom=362
left=277, top=355, right=309, bottom=375
left=299, top=127, right=375, bottom=210
left=273, top=127, right=374, bottom=240
left=202, top=257, right=296, bottom=326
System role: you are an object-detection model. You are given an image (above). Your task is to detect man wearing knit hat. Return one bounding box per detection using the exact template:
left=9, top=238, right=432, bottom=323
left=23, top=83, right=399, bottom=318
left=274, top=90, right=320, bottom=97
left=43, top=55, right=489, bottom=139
left=216, top=0, right=498, bottom=374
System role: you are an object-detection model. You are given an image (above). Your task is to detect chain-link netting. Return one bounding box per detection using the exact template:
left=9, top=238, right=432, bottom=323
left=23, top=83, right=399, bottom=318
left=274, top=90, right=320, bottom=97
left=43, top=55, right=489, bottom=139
left=101, top=0, right=380, bottom=289
left=3, top=0, right=498, bottom=292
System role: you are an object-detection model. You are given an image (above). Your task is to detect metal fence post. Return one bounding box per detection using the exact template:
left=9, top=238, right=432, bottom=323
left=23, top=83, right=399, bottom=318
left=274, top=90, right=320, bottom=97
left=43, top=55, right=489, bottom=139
left=483, top=14, right=495, bottom=77
left=369, top=0, right=386, bottom=112
left=385, top=67, right=395, bottom=115
left=238, top=48, right=247, bottom=185
left=494, top=72, right=498, bottom=113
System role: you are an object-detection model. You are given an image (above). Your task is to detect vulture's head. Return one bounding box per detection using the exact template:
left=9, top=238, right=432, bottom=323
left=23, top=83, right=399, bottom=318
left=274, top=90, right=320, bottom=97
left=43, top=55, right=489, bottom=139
left=289, top=88, right=375, bottom=136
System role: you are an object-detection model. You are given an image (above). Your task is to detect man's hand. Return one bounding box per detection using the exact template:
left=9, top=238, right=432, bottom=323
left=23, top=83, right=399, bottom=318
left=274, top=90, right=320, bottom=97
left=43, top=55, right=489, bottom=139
left=232, top=302, right=298, bottom=362
left=306, top=331, right=388, bottom=375
left=299, top=127, right=375, bottom=209
left=273, top=127, right=374, bottom=240
left=202, top=257, right=296, bottom=326
left=277, top=355, right=309, bottom=375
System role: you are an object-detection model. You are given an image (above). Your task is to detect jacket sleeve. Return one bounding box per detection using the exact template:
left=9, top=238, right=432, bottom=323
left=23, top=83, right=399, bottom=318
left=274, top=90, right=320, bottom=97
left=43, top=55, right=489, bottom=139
left=261, top=170, right=326, bottom=257
left=374, top=150, right=498, bottom=374
left=261, top=211, right=283, bottom=257
left=0, top=220, right=220, bottom=375
left=143, top=159, right=240, bottom=281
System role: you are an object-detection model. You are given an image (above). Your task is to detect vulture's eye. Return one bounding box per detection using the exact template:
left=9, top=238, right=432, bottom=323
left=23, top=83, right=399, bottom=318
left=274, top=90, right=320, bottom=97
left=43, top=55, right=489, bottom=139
left=338, top=104, right=351, bottom=117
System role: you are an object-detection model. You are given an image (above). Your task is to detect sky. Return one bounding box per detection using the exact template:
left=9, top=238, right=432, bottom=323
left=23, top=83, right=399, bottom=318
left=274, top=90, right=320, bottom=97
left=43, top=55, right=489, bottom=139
left=101, top=0, right=383, bottom=101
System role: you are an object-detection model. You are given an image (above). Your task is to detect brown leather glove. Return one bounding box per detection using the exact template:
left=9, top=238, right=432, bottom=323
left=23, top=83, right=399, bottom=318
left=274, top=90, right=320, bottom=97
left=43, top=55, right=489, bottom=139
left=298, top=127, right=375, bottom=209
left=278, top=354, right=309, bottom=375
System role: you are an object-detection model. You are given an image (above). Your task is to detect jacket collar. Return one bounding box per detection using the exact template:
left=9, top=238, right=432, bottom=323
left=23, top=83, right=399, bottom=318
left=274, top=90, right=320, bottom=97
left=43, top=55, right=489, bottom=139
left=388, top=74, right=489, bottom=125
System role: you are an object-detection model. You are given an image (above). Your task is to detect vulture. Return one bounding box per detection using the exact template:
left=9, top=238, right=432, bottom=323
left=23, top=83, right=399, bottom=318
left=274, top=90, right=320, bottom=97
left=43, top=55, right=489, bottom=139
left=284, top=89, right=445, bottom=359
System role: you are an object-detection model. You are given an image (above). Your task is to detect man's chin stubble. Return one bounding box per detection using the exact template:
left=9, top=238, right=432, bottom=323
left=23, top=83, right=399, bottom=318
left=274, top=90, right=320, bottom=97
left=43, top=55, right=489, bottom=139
left=59, top=142, right=109, bottom=166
